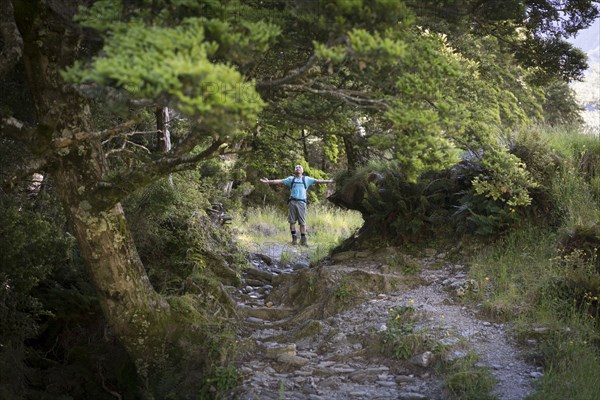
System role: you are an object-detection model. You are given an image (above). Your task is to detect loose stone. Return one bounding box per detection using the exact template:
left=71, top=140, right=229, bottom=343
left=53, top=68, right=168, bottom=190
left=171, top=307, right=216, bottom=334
left=277, top=354, right=310, bottom=367
left=410, top=351, right=434, bottom=368
left=264, top=343, right=297, bottom=359
left=398, top=392, right=428, bottom=400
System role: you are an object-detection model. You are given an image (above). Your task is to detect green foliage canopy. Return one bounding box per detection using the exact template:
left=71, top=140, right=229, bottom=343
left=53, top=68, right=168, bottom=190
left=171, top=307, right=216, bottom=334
left=57, top=0, right=598, bottom=207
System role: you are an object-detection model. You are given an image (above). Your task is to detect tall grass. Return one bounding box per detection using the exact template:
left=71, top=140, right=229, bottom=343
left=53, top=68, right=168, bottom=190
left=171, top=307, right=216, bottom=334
left=541, top=124, right=600, bottom=157
left=469, top=225, right=559, bottom=317
left=469, top=225, right=600, bottom=399
left=232, top=203, right=363, bottom=262
left=550, top=170, right=600, bottom=228
left=528, top=331, right=600, bottom=400
left=544, top=124, right=600, bottom=204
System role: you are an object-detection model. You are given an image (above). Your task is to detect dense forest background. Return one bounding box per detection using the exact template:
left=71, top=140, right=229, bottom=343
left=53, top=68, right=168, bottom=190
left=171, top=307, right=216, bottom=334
left=1, top=1, right=599, bottom=399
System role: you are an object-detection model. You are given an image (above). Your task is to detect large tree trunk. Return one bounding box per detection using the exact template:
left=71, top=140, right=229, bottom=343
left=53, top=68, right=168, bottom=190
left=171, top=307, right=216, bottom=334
left=53, top=162, right=171, bottom=364
left=18, top=0, right=172, bottom=388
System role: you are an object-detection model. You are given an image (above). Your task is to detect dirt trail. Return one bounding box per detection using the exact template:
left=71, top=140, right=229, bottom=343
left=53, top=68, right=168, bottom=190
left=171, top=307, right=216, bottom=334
left=229, top=244, right=542, bottom=400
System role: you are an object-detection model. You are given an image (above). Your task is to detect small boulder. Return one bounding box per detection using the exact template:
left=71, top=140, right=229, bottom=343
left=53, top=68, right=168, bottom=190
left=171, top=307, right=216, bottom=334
left=410, top=351, right=434, bottom=368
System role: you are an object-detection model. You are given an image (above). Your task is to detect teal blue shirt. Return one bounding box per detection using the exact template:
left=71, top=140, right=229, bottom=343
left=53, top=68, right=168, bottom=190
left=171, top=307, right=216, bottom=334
left=282, top=176, right=316, bottom=200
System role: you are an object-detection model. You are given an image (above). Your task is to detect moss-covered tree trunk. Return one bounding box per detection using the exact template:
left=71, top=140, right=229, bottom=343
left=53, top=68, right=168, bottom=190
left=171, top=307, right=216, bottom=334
left=18, top=0, right=173, bottom=389
left=54, top=171, right=172, bottom=366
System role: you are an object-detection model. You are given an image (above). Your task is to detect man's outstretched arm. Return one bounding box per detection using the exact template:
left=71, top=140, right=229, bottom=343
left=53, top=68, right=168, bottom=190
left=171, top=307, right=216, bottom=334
left=260, top=177, right=284, bottom=184
left=315, top=178, right=334, bottom=184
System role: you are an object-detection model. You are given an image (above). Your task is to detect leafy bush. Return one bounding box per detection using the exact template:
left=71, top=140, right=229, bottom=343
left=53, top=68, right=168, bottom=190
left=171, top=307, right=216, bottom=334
left=124, top=172, right=245, bottom=294
left=123, top=173, right=247, bottom=398
left=505, top=125, right=600, bottom=229
left=0, top=191, right=72, bottom=397
left=335, top=158, right=535, bottom=242
left=339, top=126, right=596, bottom=241
left=380, top=305, right=426, bottom=360
left=466, top=133, right=600, bottom=398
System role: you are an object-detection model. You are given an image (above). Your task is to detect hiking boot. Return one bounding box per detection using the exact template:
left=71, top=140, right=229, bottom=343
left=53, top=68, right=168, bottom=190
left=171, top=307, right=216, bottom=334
left=291, top=235, right=298, bottom=245
left=300, top=236, right=307, bottom=246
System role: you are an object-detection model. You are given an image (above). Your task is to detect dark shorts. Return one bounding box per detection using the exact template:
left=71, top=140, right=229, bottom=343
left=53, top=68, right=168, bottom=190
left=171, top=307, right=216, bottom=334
left=288, top=200, right=307, bottom=226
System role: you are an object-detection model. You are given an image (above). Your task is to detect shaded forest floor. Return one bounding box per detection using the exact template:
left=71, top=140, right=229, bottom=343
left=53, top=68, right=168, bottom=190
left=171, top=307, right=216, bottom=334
left=227, top=242, right=543, bottom=400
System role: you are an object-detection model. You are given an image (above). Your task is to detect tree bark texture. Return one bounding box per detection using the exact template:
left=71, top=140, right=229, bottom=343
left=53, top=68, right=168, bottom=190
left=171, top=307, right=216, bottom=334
left=155, top=106, right=172, bottom=153
left=156, top=106, right=174, bottom=185
left=15, top=0, right=172, bottom=383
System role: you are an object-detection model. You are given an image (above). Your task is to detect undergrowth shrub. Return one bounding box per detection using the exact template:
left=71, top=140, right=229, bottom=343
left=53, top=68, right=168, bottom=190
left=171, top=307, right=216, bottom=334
left=507, top=127, right=561, bottom=223
left=380, top=305, right=426, bottom=360
left=469, top=225, right=600, bottom=399
left=552, top=225, right=600, bottom=320
left=444, top=353, right=496, bottom=400
left=124, top=173, right=245, bottom=294
left=123, top=173, right=248, bottom=398
left=335, top=125, right=597, bottom=244
left=0, top=191, right=72, bottom=398
left=529, top=341, right=600, bottom=400
left=335, top=157, right=534, bottom=242
left=467, top=124, right=600, bottom=398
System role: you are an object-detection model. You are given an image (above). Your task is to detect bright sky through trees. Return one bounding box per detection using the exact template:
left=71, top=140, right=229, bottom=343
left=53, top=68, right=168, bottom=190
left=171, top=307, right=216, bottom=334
left=568, top=17, right=599, bottom=59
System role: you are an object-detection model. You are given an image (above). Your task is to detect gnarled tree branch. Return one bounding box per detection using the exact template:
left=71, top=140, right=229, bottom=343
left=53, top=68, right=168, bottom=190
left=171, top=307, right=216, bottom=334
left=52, top=119, right=138, bottom=148
left=255, top=54, right=319, bottom=89
left=88, top=139, right=227, bottom=209
left=281, top=83, right=392, bottom=110
left=255, top=36, right=349, bottom=90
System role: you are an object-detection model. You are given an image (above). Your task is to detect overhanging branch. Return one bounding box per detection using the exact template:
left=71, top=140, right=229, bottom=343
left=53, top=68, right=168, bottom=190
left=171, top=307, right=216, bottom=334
left=256, top=54, right=318, bottom=89
left=88, top=139, right=226, bottom=208
left=255, top=36, right=348, bottom=90
left=282, top=83, right=391, bottom=110
left=52, top=120, right=138, bottom=148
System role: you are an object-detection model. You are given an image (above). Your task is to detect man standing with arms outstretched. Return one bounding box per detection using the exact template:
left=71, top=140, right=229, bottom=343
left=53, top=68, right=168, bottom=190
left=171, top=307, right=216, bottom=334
left=261, top=165, right=334, bottom=246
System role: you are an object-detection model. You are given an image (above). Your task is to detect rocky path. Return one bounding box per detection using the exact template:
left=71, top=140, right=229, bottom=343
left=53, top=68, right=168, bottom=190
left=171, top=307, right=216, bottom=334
left=228, top=245, right=542, bottom=400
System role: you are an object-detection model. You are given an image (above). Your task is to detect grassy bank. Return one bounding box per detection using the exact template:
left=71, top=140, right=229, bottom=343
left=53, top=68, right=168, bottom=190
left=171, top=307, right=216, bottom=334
left=468, top=225, right=600, bottom=400
left=468, top=126, right=600, bottom=399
